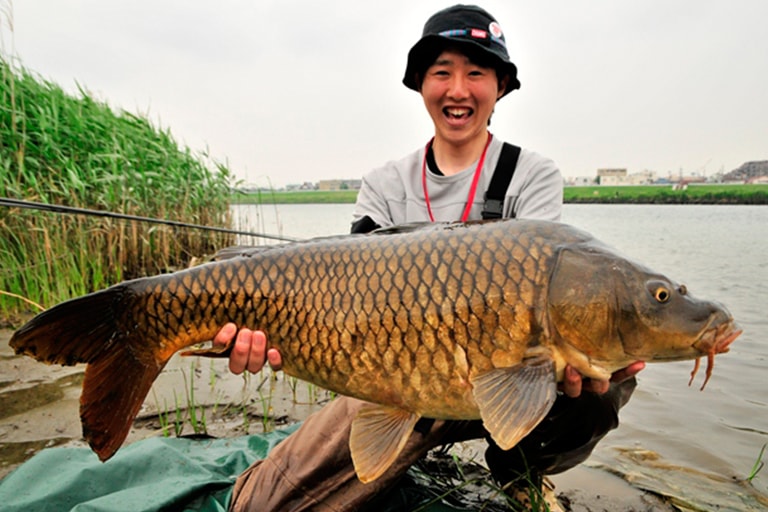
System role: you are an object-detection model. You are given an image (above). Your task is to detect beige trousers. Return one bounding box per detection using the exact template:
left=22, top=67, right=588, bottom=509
left=230, top=379, right=635, bottom=511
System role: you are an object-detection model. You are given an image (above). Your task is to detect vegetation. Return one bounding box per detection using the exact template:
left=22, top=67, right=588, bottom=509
left=233, top=184, right=768, bottom=205
left=233, top=189, right=358, bottom=204
left=563, top=184, right=768, bottom=204
left=747, top=444, right=766, bottom=483
left=0, top=57, right=234, bottom=317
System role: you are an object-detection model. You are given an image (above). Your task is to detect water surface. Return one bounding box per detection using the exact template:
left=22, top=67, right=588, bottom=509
left=234, top=203, right=768, bottom=509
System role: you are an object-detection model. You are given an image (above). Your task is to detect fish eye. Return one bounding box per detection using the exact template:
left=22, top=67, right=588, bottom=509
left=654, top=287, right=671, bottom=303
left=647, top=280, right=674, bottom=304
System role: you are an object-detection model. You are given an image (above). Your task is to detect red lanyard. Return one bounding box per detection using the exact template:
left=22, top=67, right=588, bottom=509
left=421, top=133, right=493, bottom=222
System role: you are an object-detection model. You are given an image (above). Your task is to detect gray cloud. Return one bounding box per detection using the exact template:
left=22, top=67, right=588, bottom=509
left=8, top=0, right=767, bottom=186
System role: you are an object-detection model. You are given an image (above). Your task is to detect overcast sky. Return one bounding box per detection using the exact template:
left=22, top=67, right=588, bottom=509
left=6, top=1, right=767, bottom=187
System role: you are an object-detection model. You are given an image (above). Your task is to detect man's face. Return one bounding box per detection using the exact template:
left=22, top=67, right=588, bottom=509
left=420, top=49, right=506, bottom=148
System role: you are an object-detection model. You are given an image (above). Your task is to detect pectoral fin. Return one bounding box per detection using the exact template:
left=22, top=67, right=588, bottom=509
left=180, top=341, right=233, bottom=358
left=349, top=405, right=420, bottom=483
left=470, top=356, right=557, bottom=450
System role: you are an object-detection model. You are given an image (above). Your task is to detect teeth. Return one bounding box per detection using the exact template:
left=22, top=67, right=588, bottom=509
left=446, top=108, right=469, bottom=118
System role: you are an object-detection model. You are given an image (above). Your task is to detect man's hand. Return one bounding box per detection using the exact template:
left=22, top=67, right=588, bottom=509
left=561, top=362, right=646, bottom=398
left=213, top=323, right=283, bottom=375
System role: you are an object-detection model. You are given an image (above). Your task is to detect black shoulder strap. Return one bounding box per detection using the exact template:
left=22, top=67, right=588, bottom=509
left=482, top=142, right=521, bottom=219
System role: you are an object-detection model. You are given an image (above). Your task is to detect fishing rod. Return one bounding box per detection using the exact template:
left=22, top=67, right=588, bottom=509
left=0, top=197, right=300, bottom=243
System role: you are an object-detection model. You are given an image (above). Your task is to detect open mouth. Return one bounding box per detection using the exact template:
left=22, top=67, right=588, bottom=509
left=443, top=107, right=473, bottom=120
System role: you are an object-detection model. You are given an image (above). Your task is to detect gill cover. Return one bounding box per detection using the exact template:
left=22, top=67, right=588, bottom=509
left=547, top=244, right=626, bottom=363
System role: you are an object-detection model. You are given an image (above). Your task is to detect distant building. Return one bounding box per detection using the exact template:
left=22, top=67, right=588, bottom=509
left=596, top=168, right=627, bottom=185
left=723, top=161, right=768, bottom=183
left=567, top=176, right=597, bottom=186
left=593, top=168, right=659, bottom=186
left=597, top=168, right=627, bottom=178
left=627, top=170, right=657, bottom=185
left=667, top=175, right=706, bottom=184
left=317, top=179, right=362, bottom=191
left=286, top=182, right=317, bottom=191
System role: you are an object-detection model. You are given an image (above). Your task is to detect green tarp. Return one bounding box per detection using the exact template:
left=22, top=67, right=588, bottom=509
left=0, top=426, right=481, bottom=512
left=0, top=426, right=298, bottom=512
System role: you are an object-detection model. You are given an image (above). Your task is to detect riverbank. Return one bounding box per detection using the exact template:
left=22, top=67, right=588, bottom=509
left=232, top=183, right=768, bottom=205
left=0, top=326, right=676, bottom=511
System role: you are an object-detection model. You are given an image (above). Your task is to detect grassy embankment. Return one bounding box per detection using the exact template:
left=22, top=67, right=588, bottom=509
left=233, top=183, right=768, bottom=205
left=0, top=57, right=234, bottom=319
left=564, top=184, right=768, bottom=204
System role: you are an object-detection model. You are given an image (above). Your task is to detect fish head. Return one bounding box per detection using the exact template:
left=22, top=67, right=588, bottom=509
left=548, top=243, right=740, bottom=380
left=615, top=275, right=739, bottom=363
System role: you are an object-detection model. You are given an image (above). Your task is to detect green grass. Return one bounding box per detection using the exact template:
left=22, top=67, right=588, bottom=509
left=747, top=444, right=766, bottom=483
left=232, top=184, right=767, bottom=206
left=232, top=189, right=358, bottom=204
left=564, top=183, right=768, bottom=204
left=0, top=56, right=235, bottom=317
left=397, top=452, right=553, bottom=512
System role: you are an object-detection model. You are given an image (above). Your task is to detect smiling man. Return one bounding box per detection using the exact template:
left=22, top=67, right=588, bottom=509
left=349, top=4, right=562, bottom=230
left=225, top=5, right=642, bottom=511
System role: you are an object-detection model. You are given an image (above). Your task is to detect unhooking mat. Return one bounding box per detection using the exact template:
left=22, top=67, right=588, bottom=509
left=0, top=425, right=479, bottom=512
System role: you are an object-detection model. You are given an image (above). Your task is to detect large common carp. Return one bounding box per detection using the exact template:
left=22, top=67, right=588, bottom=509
left=10, top=219, right=740, bottom=483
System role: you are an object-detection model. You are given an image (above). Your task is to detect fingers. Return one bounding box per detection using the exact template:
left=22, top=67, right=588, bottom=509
left=227, top=328, right=265, bottom=375
left=246, top=330, right=268, bottom=374
left=266, top=348, right=283, bottom=371
left=562, top=365, right=609, bottom=397
left=213, top=322, right=237, bottom=348
left=582, top=377, right=610, bottom=395
left=228, top=328, right=253, bottom=375
left=562, top=362, right=646, bottom=398
left=224, top=326, right=280, bottom=375
left=562, top=365, right=582, bottom=398
left=610, top=361, right=646, bottom=383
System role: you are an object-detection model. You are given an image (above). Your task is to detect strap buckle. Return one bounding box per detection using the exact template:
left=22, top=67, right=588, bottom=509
left=482, top=197, right=504, bottom=219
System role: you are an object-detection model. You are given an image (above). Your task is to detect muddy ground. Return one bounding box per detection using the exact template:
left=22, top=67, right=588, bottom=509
left=0, top=326, right=676, bottom=511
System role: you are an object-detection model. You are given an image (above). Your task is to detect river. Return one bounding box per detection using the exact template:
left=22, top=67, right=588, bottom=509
left=233, top=202, right=768, bottom=510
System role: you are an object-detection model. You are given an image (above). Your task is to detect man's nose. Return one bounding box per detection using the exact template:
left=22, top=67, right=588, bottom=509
left=446, top=75, right=470, bottom=99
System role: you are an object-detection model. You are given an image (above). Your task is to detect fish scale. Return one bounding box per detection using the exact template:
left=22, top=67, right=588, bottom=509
left=157, top=223, right=544, bottom=411
left=9, top=219, right=740, bottom=483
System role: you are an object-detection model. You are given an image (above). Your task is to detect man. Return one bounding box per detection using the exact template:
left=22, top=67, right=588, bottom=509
left=222, top=5, right=644, bottom=510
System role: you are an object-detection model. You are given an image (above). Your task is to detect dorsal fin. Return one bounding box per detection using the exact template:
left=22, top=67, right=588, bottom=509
left=213, top=245, right=278, bottom=261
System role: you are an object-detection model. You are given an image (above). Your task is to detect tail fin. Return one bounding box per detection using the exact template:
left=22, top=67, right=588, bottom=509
left=11, top=288, right=129, bottom=365
left=10, top=285, right=166, bottom=461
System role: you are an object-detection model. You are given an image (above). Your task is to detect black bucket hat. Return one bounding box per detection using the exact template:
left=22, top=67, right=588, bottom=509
left=403, top=4, right=520, bottom=97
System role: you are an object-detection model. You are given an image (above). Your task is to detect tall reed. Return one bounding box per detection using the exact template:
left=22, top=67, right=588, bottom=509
left=0, top=57, right=235, bottom=317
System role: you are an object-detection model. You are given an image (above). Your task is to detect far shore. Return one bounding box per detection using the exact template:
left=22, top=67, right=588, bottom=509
left=232, top=183, right=768, bottom=206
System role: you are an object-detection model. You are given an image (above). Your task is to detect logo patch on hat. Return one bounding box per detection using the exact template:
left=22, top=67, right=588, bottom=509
left=470, top=28, right=488, bottom=39
left=489, top=21, right=503, bottom=39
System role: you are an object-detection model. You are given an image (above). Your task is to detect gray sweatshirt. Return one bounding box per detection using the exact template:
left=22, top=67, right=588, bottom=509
left=352, top=135, right=563, bottom=228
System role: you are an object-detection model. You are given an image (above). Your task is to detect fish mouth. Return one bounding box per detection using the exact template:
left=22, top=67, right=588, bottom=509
left=689, top=319, right=742, bottom=390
